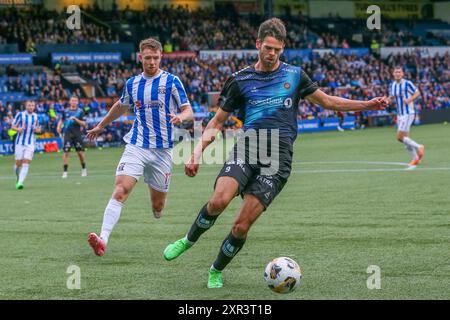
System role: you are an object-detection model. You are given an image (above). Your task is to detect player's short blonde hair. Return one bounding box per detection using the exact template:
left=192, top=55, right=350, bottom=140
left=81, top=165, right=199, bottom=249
left=139, top=38, right=163, bottom=53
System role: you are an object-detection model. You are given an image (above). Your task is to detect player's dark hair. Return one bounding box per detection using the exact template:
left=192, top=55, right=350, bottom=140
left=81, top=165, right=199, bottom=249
left=139, top=37, right=163, bottom=52
left=257, top=18, right=286, bottom=42
left=394, top=65, right=404, bottom=71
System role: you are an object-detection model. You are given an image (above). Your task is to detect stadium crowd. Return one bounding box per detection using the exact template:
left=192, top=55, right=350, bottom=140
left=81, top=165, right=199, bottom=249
left=1, top=5, right=449, bottom=143
left=57, top=50, right=450, bottom=110
left=1, top=49, right=449, bottom=143
left=0, top=7, right=119, bottom=52
left=0, top=5, right=352, bottom=52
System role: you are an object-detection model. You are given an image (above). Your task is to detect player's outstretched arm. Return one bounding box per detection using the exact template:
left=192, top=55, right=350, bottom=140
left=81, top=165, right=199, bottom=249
left=86, top=100, right=128, bottom=140
left=185, top=108, right=230, bottom=177
left=305, top=89, right=389, bottom=112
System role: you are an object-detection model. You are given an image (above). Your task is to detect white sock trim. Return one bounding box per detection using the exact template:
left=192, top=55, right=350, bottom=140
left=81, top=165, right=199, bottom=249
left=210, top=265, right=221, bottom=272
left=184, top=235, right=195, bottom=246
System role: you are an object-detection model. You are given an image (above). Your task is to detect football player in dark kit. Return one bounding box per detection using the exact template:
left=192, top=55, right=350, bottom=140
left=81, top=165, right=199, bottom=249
left=57, top=96, right=87, bottom=178
left=164, top=18, right=389, bottom=288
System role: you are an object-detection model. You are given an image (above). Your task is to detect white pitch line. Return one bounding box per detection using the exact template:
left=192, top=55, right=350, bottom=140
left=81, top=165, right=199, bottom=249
left=0, top=160, right=447, bottom=180
left=297, top=161, right=409, bottom=166
left=292, top=167, right=450, bottom=174
left=1, top=166, right=450, bottom=181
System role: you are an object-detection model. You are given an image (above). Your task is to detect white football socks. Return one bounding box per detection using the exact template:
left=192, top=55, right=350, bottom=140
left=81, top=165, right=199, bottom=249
left=100, top=198, right=124, bottom=244
left=404, top=145, right=418, bottom=160
left=18, top=164, right=29, bottom=184
left=403, top=137, right=421, bottom=150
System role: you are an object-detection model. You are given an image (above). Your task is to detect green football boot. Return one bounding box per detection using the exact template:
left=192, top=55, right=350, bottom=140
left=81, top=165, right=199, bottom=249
left=163, top=238, right=192, bottom=261
left=207, top=268, right=223, bottom=288
left=15, top=182, right=24, bottom=190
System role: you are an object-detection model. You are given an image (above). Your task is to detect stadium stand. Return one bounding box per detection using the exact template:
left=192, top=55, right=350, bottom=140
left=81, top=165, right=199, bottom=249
left=1, top=4, right=449, bottom=144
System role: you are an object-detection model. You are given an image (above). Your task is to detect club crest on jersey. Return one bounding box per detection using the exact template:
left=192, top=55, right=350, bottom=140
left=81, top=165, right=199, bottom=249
left=158, top=86, right=166, bottom=94
left=284, top=82, right=291, bottom=89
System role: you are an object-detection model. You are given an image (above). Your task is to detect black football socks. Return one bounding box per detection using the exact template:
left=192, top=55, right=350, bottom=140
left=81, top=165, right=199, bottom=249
left=187, top=203, right=217, bottom=243
left=212, top=232, right=247, bottom=271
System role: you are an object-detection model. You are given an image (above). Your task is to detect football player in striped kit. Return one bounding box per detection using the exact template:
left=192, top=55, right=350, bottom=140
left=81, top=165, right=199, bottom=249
left=11, top=100, right=41, bottom=190
left=389, top=66, right=424, bottom=167
left=85, top=38, right=193, bottom=256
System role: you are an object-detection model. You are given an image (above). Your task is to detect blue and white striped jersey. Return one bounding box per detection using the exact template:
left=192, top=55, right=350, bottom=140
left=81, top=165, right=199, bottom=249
left=389, top=79, right=418, bottom=116
left=13, top=111, right=39, bottom=147
left=120, top=70, right=189, bottom=149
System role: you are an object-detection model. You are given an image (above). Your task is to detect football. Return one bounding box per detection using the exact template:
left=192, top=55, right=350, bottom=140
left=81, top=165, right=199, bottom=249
left=264, top=257, right=302, bottom=294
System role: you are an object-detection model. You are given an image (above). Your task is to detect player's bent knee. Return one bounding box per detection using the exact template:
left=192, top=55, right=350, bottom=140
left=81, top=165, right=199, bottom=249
left=208, top=196, right=230, bottom=214
left=112, top=185, right=131, bottom=202
left=232, top=222, right=251, bottom=238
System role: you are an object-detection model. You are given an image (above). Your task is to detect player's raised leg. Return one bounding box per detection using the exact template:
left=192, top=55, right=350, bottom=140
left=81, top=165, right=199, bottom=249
left=397, top=130, right=416, bottom=162
left=396, top=117, right=424, bottom=166
left=207, top=193, right=265, bottom=288
left=163, top=176, right=239, bottom=261
left=88, top=175, right=137, bottom=256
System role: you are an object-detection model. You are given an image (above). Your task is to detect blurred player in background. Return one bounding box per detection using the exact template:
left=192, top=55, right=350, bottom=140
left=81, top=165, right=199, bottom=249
left=85, top=38, right=193, bottom=257
left=389, top=67, right=424, bottom=167
left=57, top=96, right=87, bottom=178
left=163, top=18, right=389, bottom=289
left=11, top=100, right=40, bottom=190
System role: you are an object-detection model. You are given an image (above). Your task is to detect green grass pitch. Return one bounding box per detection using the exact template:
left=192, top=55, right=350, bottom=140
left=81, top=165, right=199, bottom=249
left=0, top=124, right=449, bottom=300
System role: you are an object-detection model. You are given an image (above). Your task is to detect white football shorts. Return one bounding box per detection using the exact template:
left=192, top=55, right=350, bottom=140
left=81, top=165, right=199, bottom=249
left=397, top=114, right=416, bottom=132
left=116, top=143, right=173, bottom=193
left=15, top=144, right=35, bottom=161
